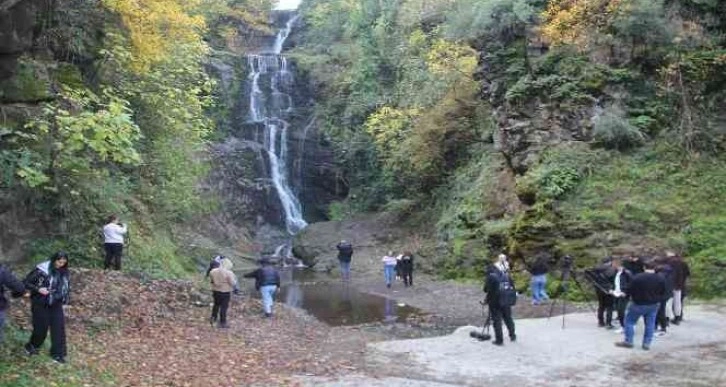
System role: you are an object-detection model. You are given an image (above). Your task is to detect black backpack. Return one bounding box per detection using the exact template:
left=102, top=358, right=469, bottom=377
left=497, top=271, right=517, bottom=307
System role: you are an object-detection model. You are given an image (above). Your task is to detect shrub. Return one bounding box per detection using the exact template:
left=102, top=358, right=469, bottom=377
left=593, top=106, right=646, bottom=150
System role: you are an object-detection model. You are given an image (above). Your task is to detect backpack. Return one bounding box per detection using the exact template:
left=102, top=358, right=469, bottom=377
left=497, top=271, right=517, bottom=307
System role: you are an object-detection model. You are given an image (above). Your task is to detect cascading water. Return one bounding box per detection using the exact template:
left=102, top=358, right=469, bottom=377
left=247, top=15, right=307, bottom=246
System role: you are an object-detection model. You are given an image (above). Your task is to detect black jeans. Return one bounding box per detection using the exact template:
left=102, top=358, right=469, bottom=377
left=28, top=302, right=66, bottom=358
left=614, top=296, right=628, bottom=327
left=401, top=268, right=413, bottom=286
left=597, top=291, right=614, bottom=326
left=657, top=298, right=671, bottom=330
left=104, top=243, right=123, bottom=270
left=0, top=309, right=5, bottom=343
left=211, top=291, right=231, bottom=325
left=489, top=304, right=515, bottom=343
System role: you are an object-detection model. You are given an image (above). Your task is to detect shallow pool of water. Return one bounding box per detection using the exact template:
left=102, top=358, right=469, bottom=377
left=275, top=269, right=423, bottom=326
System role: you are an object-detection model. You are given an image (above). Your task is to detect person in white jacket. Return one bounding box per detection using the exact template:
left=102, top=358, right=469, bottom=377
left=103, top=215, right=127, bottom=270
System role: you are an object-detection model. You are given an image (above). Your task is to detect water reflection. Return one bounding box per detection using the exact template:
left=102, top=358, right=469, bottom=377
left=273, top=269, right=422, bottom=326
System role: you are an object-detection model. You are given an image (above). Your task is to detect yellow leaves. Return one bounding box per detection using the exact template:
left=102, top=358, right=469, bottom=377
left=365, top=106, right=421, bottom=154
left=425, top=39, right=477, bottom=77
left=102, top=0, right=207, bottom=72
left=540, top=0, right=623, bottom=48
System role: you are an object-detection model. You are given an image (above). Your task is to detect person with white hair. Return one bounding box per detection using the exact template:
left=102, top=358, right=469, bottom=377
left=484, top=253, right=517, bottom=346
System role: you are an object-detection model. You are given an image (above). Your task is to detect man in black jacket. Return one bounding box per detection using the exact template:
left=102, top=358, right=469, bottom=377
left=484, top=254, right=516, bottom=346
left=608, top=257, right=632, bottom=331
left=244, top=258, right=281, bottom=317
left=615, top=260, right=666, bottom=351
left=336, top=240, right=353, bottom=281
left=0, top=264, right=27, bottom=343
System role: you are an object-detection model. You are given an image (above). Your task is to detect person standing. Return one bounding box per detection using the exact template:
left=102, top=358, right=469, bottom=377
left=382, top=251, right=398, bottom=289
left=528, top=255, right=549, bottom=305
left=668, top=252, right=690, bottom=324
left=655, top=259, right=674, bottom=336
left=615, top=260, right=666, bottom=351
left=209, top=257, right=239, bottom=328
left=608, top=257, right=632, bottom=332
left=103, top=215, right=128, bottom=270
left=0, top=263, right=27, bottom=344
left=590, top=258, right=616, bottom=328
left=244, top=258, right=281, bottom=318
left=24, top=251, right=70, bottom=363
left=484, top=254, right=517, bottom=346
left=336, top=240, right=353, bottom=281
left=398, top=251, right=414, bottom=287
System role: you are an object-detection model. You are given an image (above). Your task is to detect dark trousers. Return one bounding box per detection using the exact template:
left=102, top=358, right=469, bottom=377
left=401, top=267, right=413, bottom=286
left=489, top=304, right=515, bottom=343
left=28, top=302, right=66, bottom=358
left=211, top=291, right=231, bottom=324
left=657, top=298, right=671, bottom=330
left=104, top=243, right=123, bottom=270
left=0, top=309, right=5, bottom=343
left=596, top=291, right=614, bottom=326
left=614, top=297, right=628, bottom=327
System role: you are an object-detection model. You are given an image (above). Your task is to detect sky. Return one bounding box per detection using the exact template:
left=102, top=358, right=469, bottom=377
left=275, top=0, right=302, bottom=10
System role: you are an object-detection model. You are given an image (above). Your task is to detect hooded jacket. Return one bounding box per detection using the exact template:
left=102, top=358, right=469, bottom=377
left=24, top=259, right=70, bottom=306
left=0, top=265, right=26, bottom=311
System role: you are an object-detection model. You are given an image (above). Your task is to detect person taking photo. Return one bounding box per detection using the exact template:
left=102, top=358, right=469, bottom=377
left=103, top=215, right=128, bottom=270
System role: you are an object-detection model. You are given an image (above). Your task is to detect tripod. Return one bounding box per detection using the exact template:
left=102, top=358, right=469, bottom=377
left=548, top=259, right=600, bottom=329
left=470, top=300, right=492, bottom=340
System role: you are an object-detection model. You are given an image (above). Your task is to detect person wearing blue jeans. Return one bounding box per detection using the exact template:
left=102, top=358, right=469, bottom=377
left=260, top=285, right=277, bottom=316
left=382, top=252, right=398, bottom=289
left=616, top=260, right=666, bottom=351
left=244, top=258, right=281, bottom=318
left=336, top=240, right=354, bottom=281
left=528, top=256, right=549, bottom=305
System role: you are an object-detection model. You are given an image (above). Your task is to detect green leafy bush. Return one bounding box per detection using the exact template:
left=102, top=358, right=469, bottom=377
left=593, top=106, right=646, bottom=150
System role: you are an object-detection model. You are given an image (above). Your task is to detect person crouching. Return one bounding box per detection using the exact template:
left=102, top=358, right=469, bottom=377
left=209, top=256, right=239, bottom=328
left=244, top=258, right=280, bottom=318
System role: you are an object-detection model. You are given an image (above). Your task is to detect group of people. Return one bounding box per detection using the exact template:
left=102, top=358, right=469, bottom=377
left=479, top=250, right=692, bottom=351
left=381, top=250, right=415, bottom=288
left=334, top=240, right=415, bottom=288
left=0, top=251, right=71, bottom=363
left=205, top=255, right=281, bottom=328
left=588, top=252, right=690, bottom=350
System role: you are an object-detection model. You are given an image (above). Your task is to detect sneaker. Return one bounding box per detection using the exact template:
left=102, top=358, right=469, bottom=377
left=656, top=330, right=667, bottom=337
left=642, top=344, right=651, bottom=351
left=217, top=322, right=229, bottom=329
left=387, top=284, right=391, bottom=289
left=264, top=312, right=272, bottom=318
left=615, top=328, right=624, bottom=334
left=492, top=341, right=504, bottom=346
left=606, top=325, right=616, bottom=330
left=209, top=317, right=215, bottom=326
left=615, top=341, right=634, bottom=349
left=598, top=322, right=606, bottom=328
left=51, top=356, right=66, bottom=364
left=510, top=335, right=517, bottom=342
left=24, top=343, right=38, bottom=356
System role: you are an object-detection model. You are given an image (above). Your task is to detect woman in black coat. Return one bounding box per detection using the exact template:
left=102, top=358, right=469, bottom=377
left=24, top=251, right=70, bottom=363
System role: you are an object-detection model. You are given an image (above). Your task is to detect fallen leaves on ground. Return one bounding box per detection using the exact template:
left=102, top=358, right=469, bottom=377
left=10, top=268, right=357, bottom=386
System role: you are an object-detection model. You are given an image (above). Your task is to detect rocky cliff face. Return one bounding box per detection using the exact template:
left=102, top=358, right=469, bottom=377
left=206, top=12, right=344, bottom=254
left=0, top=0, right=43, bottom=82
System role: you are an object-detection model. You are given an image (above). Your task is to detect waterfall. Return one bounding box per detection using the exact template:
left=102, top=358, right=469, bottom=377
left=247, top=15, right=307, bottom=237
